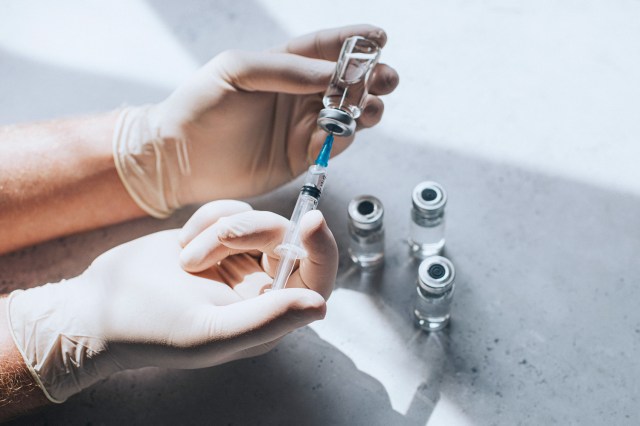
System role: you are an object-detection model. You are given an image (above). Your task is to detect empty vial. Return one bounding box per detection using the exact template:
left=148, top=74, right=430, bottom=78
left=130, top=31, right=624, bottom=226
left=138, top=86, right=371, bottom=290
left=408, top=181, right=447, bottom=258
left=413, top=256, right=456, bottom=332
left=317, top=36, right=382, bottom=138
left=347, top=195, right=385, bottom=268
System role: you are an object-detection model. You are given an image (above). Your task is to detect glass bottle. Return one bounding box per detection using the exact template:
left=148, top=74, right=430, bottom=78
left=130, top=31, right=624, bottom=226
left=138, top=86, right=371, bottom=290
left=347, top=195, right=385, bottom=268
left=317, top=36, right=382, bottom=137
left=408, top=181, right=447, bottom=258
left=413, top=256, right=456, bottom=332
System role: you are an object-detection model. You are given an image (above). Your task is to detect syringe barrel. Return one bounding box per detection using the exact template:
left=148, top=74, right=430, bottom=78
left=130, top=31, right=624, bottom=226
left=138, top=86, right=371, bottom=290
left=285, top=164, right=327, bottom=251
left=303, top=164, right=327, bottom=193
left=271, top=165, right=327, bottom=290
left=276, top=192, right=319, bottom=259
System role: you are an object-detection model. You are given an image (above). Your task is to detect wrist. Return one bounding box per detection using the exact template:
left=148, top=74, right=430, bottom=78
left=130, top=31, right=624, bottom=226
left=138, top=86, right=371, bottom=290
left=7, top=278, right=121, bottom=403
left=113, top=105, right=194, bottom=218
left=0, top=297, right=50, bottom=420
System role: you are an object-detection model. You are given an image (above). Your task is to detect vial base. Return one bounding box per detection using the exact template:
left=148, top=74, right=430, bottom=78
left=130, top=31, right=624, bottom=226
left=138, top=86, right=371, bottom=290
left=323, top=84, right=364, bottom=118
left=408, top=238, right=445, bottom=259
left=348, top=248, right=384, bottom=268
left=413, top=285, right=454, bottom=332
left=347, top=220, right=384, bottom=269
left=413, top=311, right=451, bottom=331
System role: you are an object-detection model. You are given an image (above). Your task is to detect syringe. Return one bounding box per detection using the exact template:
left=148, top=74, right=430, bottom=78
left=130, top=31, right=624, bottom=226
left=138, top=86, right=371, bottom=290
left=270, top=35, right=381, bottom=290
left=271, top=133, right=334, bottom=290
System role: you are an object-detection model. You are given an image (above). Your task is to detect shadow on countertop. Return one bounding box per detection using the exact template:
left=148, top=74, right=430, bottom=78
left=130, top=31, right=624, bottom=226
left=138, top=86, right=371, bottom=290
left=6, top=327, right=417, bottom=426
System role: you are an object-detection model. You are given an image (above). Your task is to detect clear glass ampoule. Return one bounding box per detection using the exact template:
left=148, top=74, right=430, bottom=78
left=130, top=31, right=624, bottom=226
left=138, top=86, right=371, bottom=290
left=347, top=195, right=385, bottom=268
left=413, top=256, right=456, bottom=332
left=317, top=36, right=381, bottom=137
left=408, top=181, right=447, bottom=259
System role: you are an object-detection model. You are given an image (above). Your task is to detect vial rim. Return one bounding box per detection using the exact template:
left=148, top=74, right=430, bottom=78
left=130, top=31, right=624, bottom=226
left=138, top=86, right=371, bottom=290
left=348, top=195, right=384, bottom=230
left=412, top=181, right=447, bottom=214
left=418, top=255, right=455, bottom=292
left=317, top=108, right=356, bottom=137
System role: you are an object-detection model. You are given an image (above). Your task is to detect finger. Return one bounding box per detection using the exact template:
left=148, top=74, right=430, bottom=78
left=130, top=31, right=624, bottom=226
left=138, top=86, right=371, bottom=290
left=205, top=288, right=326, bottom=356
left=260, top=253, right=280, bottom=278
left=260, top=252, right=301, bottom=280
left=216, top=211, right=289, bottom=257
left=180, top=210, right=288, bottom=272
left=179, top=200, right=253, bottom=247
left=214, top=50, right=334, bottom=94
left=274, top=24, right=387, bottom=60
left=286, top=210, right=338, bottom=300
left=368, top=63, right=400, bottom=96
left=356, top=96, right=385, bottom=130
left=216, top=254, right=273, bottom=299
left=224, top=336, right=284, bottom=361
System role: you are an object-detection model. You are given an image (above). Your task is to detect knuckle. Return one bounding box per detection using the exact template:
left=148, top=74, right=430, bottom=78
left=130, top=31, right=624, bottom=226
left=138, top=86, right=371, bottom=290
left=385, top=69, right=400, bottom=89
left=212, top=49, right=249, bottom=86
left=365, top=101, right=383, bottom=117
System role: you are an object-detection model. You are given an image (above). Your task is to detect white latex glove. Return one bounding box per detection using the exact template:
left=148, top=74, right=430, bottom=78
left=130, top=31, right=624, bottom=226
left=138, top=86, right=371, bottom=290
left=6, top=200, right=337, bottom=403
left=113, top=24, right=399, bottom=217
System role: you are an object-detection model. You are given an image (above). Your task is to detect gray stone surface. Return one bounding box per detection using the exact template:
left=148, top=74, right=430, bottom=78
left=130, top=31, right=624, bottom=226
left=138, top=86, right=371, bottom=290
left=1, top=1, right=639, bottom=425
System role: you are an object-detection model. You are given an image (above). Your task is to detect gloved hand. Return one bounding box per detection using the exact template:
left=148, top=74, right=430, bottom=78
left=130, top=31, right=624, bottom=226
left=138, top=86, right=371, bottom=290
left=113, top=24, right=399, bottom=217
left=6, top=200, right=337, bottom=403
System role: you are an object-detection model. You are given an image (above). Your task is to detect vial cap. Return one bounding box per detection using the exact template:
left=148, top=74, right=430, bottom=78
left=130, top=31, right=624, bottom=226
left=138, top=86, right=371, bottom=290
left=412, top=181, right=447, bottom=216
left=418, top=256, right=455, bottom=293
left=348, top=195, right=384, bottom=230
left=317, top=108, right=356, bottom=137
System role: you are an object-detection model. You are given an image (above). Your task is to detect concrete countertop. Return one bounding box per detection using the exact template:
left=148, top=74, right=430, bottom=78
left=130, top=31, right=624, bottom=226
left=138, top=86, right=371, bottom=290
left=1, top=1, right=639, bottom=424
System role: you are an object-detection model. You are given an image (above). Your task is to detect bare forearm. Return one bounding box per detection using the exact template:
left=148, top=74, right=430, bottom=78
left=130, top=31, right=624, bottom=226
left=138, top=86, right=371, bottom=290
left=0, top=297, right=50, bottom=421
left=0, top=112, right=146, bottom=254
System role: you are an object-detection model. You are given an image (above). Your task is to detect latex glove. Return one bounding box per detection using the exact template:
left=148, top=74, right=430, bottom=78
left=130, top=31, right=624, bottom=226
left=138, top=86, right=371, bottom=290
left=113, top=24, right=399, bottom=217
left=6, top=200, right=337, bottom=403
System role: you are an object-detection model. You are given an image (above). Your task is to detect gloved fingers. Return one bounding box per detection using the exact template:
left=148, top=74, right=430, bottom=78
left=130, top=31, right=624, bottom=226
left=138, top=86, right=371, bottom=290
left=356, top=95, right=385, bottom=130
left=206, top=288, right=325, bottom=355
left=259, top=252, right=281, bottom=279
left=213, top=50, right=334, bottom=94
left=273, top=25, right=397, bottom=98
left=237, top=210, right=336, bottom=300
left=180, top=210, right=288, bottom=273
left=179, top=200, right=253, bottom=248
left=181, top=209, right=336, bottom=299
left=283, top=210, right=338, bottom=300
left=224, top=336, right=284, bottom=361
left=216, top=254, right=273, bottom=299
left=368, top=63, right=400, bottom=96
left=274, top=24, right=388, bottom=60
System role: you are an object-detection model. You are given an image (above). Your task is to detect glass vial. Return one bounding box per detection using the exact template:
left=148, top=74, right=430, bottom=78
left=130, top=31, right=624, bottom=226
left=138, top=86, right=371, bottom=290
left=408, top=181, right=447, bottom=259
left=347, top=195, right=385, bottom=268
left=317, top=36, right=381, bottom=137
left=413, top=256, right=456, bottom=332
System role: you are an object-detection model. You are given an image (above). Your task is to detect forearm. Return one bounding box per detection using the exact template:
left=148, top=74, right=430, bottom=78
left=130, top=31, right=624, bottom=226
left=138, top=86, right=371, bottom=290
left=0, top=297, right=50, bottom=421
left=0, top=112, right=146, bottom=254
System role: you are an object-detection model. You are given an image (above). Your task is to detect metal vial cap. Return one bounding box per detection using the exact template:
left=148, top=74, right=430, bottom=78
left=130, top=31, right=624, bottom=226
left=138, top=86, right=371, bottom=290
left=348, top=195, right=384, bottom=231
left=317, top=108, right=356, bottom=137
left=418, top=256, right=455, bottom=294
left=412, top=181, right=447, bottom=217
